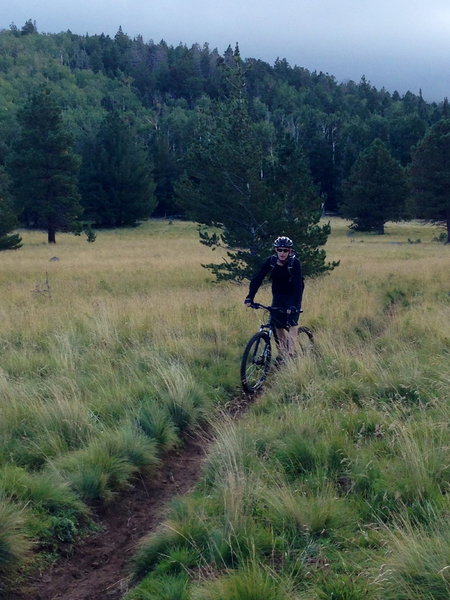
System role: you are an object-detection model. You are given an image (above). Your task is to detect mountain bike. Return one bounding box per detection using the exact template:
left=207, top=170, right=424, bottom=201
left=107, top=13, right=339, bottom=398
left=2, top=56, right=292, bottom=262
left=240, top=303, right=314, bottom=394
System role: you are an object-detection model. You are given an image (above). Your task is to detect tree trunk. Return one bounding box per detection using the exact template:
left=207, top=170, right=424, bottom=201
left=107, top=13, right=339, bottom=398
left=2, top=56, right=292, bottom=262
left=48, top=226, right=56, bottom=244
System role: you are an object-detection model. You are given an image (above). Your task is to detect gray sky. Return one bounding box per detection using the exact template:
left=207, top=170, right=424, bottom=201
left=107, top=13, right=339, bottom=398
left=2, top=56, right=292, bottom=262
left=2, top=1, right=450, bottom=102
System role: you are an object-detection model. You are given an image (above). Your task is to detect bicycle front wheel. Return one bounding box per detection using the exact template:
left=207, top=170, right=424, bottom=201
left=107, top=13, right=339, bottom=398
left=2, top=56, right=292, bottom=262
left=241, top=332, right=272, bottom=394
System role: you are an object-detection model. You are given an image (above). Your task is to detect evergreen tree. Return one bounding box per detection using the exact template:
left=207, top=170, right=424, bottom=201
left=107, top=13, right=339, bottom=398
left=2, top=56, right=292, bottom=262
left=151, top=135, right=182, bottom=217
left=388, top=114, right=427, bottom=165
left=177, top=58, right=336, bottom=281
left=266, top=135, right=339, bottom=276
left=9, top=86, right=81, bottom=243
left=20, top=19, right=37, bottom=35
left=410, top=119, right=450, bottom=242
left=0, top=167, right=22, bottom=250
left=80, top=110, right=155, bottom=227
left=0, top=27, right=439, bottom=234
left=341, top=138, right=409, bottom=234
left=177, top=62, right=269, bottom=280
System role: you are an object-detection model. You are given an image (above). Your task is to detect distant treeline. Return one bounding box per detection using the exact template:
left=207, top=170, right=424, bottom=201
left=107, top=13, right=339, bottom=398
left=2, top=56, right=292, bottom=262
left=0, top=21, right=448, bottom=237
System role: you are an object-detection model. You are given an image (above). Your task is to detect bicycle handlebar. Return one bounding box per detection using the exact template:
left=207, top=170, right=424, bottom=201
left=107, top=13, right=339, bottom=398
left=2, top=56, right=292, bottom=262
left=249, top=302, right=302, bottom=313
left=249, top=302, right=274, bottom=311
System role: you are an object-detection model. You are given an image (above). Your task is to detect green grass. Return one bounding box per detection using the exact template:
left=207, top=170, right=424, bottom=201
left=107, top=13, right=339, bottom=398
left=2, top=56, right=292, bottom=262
left=1, top=219, right=449, bottom=597
left=123, top=219, right=449, bottom=600
left=373, top=512, right=450, bottom=599
left=49, top=426, right=160, bottom=504
left=191, top=563, right=296, bottom=600
left=0, top=496, right=31, bottom=589
left=0, top=220, right=242, bottom=585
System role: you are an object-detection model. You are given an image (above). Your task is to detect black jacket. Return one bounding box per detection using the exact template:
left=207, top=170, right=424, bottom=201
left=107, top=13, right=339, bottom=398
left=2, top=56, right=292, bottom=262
left=247, top=254, right=303, bottom=309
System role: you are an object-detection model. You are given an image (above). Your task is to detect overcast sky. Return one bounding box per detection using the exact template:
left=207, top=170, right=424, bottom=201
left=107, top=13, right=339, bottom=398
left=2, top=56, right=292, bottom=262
left=2, top=1, right=449, bottom=102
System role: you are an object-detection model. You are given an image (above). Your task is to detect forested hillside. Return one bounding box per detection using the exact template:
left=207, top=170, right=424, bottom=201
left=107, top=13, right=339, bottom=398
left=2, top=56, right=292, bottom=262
left=0, top=22, right=448, bottom=225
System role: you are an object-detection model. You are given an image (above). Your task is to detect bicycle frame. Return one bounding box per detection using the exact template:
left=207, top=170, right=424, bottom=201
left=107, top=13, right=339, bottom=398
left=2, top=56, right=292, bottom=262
left=250, top=302, right=295, bottom=346
left=241, top=303, right=314, bottom=394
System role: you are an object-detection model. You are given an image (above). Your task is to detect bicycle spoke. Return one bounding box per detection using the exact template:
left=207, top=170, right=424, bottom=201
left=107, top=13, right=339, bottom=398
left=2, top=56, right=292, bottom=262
left=241, top=332, right=271, bottom=394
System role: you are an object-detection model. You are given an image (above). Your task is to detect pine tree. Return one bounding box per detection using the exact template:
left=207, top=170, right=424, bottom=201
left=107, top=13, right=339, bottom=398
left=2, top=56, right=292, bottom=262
left=80, top=110, right=155, bottom=227
left=0, top=167, right=22, bottom=250
left=177, top=58, right=336, bottom=280
left=341, top=139, right=409, bottom=234
left=266, top=135, right=339, bottom=277
left=9, top=86, right=81, bottom=243
left=20, top=19, right=37, bottom=35
left=410, top=119, right=450, bottom=242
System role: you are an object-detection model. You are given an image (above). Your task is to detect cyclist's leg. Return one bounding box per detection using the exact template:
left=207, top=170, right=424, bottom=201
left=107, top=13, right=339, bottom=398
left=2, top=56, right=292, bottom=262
left=286, top=325, right=299, bottom=357
left=285, top=306, right=300, bottom=358
left=271, top=295, right=285, bottom=353
left=276, top=325, right=298, bottom=358
left=275, top=326, right=289, bottom=357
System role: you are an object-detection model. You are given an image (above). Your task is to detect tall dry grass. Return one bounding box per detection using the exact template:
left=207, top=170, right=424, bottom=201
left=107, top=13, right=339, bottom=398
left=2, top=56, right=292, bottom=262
left=0, top=220, right=246, bottom=580
left=126, top=219, right=449, bottom=600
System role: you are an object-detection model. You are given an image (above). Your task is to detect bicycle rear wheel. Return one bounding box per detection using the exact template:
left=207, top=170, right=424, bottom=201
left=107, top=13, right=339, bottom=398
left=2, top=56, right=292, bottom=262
left=241, top=332, right=272, bottom=394
left=297, top=326, right=314, bottom=355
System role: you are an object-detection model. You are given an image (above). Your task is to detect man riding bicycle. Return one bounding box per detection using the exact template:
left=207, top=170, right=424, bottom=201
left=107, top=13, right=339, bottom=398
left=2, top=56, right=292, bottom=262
left=244, top=236, right=304, bottom=359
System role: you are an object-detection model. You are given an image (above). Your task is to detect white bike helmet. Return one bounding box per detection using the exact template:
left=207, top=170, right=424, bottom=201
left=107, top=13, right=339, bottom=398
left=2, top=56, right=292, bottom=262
left=273, top=236, right=293, bottom=248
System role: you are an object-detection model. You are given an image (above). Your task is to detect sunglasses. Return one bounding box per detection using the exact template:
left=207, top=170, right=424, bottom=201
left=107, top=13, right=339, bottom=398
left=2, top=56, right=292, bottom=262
left=276, top=248, right=290, bottom=253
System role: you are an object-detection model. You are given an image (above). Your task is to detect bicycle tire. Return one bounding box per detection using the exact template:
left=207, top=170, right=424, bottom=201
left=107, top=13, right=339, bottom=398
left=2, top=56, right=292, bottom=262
left=297, top=326, right=314, bottom=355
left=241, top=332, right=272, bottom=394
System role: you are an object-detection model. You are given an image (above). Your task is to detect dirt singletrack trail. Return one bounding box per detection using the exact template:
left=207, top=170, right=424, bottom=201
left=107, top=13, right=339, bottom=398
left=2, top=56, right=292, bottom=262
left=11, top=396, right=253, bottom=600
left=11, top=434, right=208, bottom=600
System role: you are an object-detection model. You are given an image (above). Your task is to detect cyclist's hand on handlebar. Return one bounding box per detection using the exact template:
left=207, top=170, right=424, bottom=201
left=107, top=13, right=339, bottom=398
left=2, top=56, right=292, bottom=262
left=244, top=297, right=253, bottom=307
left=287, top=305, right=298, bottom=315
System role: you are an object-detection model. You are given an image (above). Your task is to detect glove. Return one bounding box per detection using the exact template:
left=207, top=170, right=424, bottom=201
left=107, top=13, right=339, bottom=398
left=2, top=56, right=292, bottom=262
left=287, top=306, right=298, bottom=314
left=244, top=297, right=253, bottom=306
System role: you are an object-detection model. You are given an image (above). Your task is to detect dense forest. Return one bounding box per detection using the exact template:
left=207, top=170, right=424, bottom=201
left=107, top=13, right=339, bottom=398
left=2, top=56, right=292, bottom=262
left=0, top=19, right=449, bottom=254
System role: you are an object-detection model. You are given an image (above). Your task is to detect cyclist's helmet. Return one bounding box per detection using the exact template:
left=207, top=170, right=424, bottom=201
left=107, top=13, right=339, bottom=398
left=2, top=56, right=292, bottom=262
left=273, top=236, right=293, bottom=249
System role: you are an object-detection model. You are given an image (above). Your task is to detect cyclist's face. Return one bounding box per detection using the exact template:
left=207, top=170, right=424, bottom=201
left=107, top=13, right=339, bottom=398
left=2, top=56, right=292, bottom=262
left=275, top=248, right=291, bottom=262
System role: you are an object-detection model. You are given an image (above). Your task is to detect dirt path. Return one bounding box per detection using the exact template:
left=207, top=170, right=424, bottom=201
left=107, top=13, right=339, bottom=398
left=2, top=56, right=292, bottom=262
left=11, top=433, right=208, bottom=600
left=10, top=394, right=255, bottom=600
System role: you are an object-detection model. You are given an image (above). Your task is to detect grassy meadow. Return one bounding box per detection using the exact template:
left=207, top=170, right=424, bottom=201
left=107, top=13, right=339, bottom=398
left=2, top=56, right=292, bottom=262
left=0, top=219, right=449, bottom=599
left=0, top=220, right=245, bottom=587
